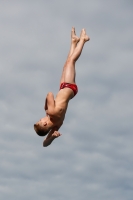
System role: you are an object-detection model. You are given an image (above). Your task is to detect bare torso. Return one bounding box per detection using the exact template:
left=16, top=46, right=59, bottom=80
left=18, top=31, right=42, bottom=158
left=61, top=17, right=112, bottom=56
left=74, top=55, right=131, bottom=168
left=48, top=88, right=74, bottom=127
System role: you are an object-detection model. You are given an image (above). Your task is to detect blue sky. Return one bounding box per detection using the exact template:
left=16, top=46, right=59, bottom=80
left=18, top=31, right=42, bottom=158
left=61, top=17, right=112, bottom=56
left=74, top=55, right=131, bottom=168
left=0, top=1, right=133, bottom=200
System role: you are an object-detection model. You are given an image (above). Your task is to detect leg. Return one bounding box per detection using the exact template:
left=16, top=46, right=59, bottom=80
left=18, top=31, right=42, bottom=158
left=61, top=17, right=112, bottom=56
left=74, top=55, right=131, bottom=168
left=60, top=27, right=79, bottom=85
left=60, top=28, right=90, bottom=84
left=70, top=29, right=90, bottom=62
left=67, top=27, right=80, bottom=58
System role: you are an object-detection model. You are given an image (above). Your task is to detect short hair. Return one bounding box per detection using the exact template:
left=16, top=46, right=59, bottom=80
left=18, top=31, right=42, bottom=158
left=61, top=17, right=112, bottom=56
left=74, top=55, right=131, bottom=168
left=34, top=124, right=50, bottom=137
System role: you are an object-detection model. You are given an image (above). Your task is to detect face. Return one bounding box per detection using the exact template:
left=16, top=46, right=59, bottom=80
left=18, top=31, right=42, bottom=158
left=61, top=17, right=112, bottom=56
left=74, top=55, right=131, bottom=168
left=37, top=116, right=53, bottom=130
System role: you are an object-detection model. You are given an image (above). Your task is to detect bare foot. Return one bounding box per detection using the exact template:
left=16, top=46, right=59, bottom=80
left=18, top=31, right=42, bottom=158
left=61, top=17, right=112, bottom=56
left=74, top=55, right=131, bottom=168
left=71, top=27, right=80, bottom=43
left=80, top=28, right=90, bottom=42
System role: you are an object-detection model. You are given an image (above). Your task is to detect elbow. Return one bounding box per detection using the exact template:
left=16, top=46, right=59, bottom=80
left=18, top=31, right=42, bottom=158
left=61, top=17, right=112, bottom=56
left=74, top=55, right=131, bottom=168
left=43, top=141, right=49, bottom=147
left=43, top=142, right=48, bottom=147
left=47, top=92, right=53, bottom=99
left=43, top=144, right=48, bottom=147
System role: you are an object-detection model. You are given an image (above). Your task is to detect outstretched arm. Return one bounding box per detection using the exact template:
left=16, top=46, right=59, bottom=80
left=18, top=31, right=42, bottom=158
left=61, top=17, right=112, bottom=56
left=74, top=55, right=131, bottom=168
left=43, top=127, right=62, bottom=147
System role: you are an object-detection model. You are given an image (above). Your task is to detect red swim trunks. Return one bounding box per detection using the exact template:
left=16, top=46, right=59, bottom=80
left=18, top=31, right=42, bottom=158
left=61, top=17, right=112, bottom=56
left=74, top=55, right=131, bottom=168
left=60, top=82, right=78, bottom=97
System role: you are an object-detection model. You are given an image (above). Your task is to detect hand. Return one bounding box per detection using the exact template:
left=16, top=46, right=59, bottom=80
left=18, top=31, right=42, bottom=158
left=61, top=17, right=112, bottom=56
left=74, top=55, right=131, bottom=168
left=52, top=131, right=62, bottom=138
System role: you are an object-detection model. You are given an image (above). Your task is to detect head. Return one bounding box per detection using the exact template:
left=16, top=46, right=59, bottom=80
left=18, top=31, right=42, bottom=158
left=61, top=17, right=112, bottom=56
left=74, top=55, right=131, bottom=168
left=34, top=116, right=53, bottom=136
